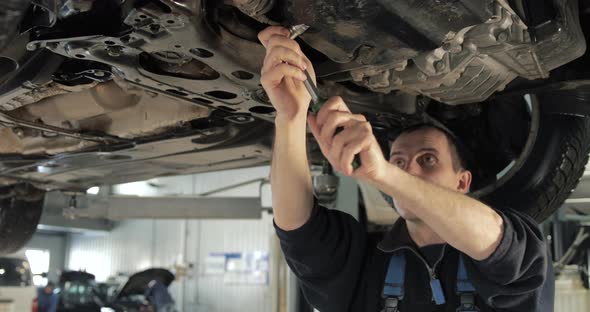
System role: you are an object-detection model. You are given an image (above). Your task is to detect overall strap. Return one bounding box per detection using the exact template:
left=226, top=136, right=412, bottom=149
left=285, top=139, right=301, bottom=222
left=456, top=255, right=479, bottom=312
left=382, top=251, right=406, bottom=312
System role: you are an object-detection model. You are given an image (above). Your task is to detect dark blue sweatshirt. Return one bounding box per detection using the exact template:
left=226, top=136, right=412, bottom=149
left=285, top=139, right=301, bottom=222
left=275, top=200, right=554, bottom=311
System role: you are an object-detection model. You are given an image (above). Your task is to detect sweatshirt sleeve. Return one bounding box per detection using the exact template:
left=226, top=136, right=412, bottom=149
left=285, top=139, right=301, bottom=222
left=274, top=198, right=367, bottom=312
left=464, top=208, right=549, bottom=310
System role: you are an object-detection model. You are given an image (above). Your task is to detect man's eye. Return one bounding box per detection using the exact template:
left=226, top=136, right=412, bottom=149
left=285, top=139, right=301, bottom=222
left=421, top=154, right=437, bottom=166
left=394, top=159, right=406, bottom=168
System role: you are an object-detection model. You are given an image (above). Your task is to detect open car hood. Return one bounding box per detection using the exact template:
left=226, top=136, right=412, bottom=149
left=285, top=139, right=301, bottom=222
left=117, top=268, right=174, bottom=298
left=59, top=271, right=96, bottom=284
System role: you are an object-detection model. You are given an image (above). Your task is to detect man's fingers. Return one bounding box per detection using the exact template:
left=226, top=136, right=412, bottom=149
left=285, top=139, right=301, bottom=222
left=316, top=96, right=351, bottom=128
left=328, top=121, right=363, bottom=166
left=340, top=138, right=368, bottom=176
left=262, top=46, right=308, bottom=74
left=258, top=27, right=290, bottom=48
left=308, top=115, right=319, bottom=139
left=261, top=63, right=307, bottom=88
left=319, top=112, right=366, bottom=145
left=308, top=115, right=330, bottom=157
left=331, top=121, right=373, bottom=174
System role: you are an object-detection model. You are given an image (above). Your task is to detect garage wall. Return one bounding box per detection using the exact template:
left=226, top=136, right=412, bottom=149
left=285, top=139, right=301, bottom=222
left=183, top=215, right=275, bottom=312
left=66, top=216, right=275, bottom=312
left=66, top=220, right=154, bottom=281
left=26, top=233, right=67, bottom=283
left=65, top=167, right=276, bottom=312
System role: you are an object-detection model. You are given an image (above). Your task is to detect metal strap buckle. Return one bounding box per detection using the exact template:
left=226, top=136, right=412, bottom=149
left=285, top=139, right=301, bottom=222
left=456, top=294, right=479, bottom=312
left=382, top=297, right=399, bottom=312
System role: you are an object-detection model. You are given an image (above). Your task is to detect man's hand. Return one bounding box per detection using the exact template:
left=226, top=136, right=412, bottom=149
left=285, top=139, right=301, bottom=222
left=308, top=96, right=388, bottom=180
left=259, top=26, right=315, bottom=231
left=258, top=26, right=315, bottom=122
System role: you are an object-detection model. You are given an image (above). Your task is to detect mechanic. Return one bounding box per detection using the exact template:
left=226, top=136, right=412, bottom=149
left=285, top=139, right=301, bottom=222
left=37, top=281, right=58, bottom=312
left=258, top=26, right=554, bottom=312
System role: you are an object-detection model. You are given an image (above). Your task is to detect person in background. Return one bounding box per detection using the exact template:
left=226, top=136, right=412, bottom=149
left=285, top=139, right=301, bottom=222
left=37, top=281, right=58, bottom=312
left=144, top=279, right=177, bottom=312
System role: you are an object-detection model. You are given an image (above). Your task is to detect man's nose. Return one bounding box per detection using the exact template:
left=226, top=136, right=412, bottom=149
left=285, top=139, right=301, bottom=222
left=406, top=160, right=422, bottom=177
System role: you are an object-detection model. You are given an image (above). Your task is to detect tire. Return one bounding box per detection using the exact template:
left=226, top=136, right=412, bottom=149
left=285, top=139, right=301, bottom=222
left=0, top=183, right=44, bottom=255
left=484, top=111, right=590, bottom=222
left=0, top=0, right=30, bottom=51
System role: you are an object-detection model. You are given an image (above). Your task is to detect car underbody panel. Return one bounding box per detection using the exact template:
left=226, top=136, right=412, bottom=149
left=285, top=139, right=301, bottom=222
left=1, top=117, right=273, bottom=191
left=294, top=0, right=585, bottom=104
left=1, top=79, right=211, bottom=154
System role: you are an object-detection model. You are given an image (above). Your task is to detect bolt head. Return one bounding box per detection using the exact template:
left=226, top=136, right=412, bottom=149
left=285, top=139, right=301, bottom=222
left=108, top=46, right=123, bottom=57
left=26, top=43, right=39, bottom=51
left=12, top=128, right=25, bottom=138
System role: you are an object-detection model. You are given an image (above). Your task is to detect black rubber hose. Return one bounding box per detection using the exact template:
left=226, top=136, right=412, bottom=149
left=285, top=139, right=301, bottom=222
left=0, top=0, right=31, bottom=50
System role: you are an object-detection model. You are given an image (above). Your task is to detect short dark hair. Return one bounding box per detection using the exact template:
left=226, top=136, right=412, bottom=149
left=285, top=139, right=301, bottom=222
left=390, top=124, right=468, bottom=172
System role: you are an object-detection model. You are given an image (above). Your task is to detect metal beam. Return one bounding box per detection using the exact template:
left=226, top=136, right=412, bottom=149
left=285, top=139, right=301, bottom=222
left=43, top=192, right=264, bottom=220
left=565, top=198, right=590, bottom=204
left=38, top=215, right=114, bottom=233
left=552, top=213, right=564, bottom=259
left=569, top=177, right=590, bottom=199
left=562, top=199, right=590, bottom=215
left=85, top=195, right=263, bottom=220
left=40, top=192, right=115, bottom=232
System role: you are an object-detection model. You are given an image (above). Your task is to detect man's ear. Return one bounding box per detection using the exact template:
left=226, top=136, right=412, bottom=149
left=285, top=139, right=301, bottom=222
left=457, top=170, right=472, bottom=193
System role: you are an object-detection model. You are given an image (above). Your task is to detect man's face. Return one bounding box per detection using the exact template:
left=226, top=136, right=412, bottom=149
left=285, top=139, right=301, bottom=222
left=388, top=127, right=471, bottom=221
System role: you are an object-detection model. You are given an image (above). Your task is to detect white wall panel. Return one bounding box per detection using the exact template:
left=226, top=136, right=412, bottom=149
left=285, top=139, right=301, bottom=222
left=151, top=220, right=185, bottom=267
left=151, top=219, right=186, bottom=303
left=67, top=216, right=275, bottom=312
left=67, top=220, right=154, bottom=281
left=25, top=233, right=67, bottom=283
left=185, top=212, right=274, bottom=312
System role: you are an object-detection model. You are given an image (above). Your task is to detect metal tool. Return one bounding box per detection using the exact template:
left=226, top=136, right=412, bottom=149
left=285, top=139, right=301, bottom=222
left=288, top=24, right=361, bottom=170
left=288, top=24, right=309, bottom=40
left=288, top=24, right=325, bottom=113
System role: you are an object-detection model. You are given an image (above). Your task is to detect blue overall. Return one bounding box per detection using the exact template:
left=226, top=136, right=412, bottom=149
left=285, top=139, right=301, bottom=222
left=382, top=251, right=479, bottom=312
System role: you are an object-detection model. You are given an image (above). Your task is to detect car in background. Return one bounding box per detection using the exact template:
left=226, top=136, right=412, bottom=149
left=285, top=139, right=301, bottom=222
left=56, top=271, right=102, bottom=312
left=57, top=268, right=175, bottom=312
left=0, top=252, right=36, bottom=312
left=105, top=268, right=176, bottom=312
